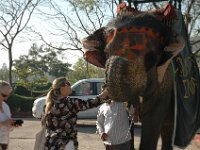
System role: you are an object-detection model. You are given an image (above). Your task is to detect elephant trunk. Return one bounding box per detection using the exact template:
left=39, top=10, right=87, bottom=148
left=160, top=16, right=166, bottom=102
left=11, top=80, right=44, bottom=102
left=105, top=56, right=147, bottom=106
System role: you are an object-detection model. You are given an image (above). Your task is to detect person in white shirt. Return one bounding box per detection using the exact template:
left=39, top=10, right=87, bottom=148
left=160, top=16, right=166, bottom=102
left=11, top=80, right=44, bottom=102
left=96, top=84, right=132, bottom=150
left=0, top=80, right=14, bottom=150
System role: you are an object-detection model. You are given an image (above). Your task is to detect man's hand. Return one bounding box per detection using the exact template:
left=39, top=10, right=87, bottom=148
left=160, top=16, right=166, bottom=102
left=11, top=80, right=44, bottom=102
left=99, top=89, right=109, bottom=100
left=101, top=133, right=108, bottom=141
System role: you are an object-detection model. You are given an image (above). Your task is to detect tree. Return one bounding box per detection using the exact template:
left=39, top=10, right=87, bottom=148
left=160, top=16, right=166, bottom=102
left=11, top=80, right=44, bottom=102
left=29, top=0, right=117, bottom=77
left=68, top=58, right=105, bottom=83
left=0, top=63, right=9, bottom=81
left=13, top=43, right=72, bottom=84
left=182, top=0, right=200, bottom=37
left=13, top=55, right=47, bottom=83
left=0, top=0, right=41, bottom=84
left=34, top=0, right=116, bottom=52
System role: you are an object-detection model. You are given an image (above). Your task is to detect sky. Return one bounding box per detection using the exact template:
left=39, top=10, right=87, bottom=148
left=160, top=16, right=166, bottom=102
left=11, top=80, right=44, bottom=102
left=0, top=1, right=86, bottom=69
left=0, top=42, right=83, bottom=68
left=0, top=0, right=120, bottom=69
left=1, top=1, right=198, bottom=69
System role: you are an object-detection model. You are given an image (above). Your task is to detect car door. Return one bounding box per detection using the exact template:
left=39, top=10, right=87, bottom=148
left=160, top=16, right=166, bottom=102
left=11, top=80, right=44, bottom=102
left=70, top=81, right=104, bottom=118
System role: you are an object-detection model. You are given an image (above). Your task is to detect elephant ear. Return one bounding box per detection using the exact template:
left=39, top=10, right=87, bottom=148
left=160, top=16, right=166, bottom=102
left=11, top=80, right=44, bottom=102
left=157, top=35, right=185, bottom=83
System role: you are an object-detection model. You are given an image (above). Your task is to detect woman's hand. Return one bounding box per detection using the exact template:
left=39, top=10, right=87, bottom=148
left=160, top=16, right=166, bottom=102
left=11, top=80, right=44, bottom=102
left=98, top=88, right=109, bottom=100
left=0, top=119, right=14, bottom=127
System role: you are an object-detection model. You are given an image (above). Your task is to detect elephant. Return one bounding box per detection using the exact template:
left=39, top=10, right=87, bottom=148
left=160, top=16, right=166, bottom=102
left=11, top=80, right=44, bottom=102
left=81, top=8, right=185, bottom=150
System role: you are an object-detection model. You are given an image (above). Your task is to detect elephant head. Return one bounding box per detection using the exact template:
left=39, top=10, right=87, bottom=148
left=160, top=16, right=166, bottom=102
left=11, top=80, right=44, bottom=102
left=81, top=13, right=184, bottom=105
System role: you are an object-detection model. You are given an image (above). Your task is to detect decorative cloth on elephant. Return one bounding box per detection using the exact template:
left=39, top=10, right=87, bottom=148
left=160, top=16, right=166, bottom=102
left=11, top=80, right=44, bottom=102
left=116, top=1, right=177, bottom=23
left=171, top=9, right=200, bottom=148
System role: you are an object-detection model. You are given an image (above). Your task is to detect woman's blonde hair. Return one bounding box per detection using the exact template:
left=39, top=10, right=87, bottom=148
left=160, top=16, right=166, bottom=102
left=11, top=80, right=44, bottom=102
left=45, top=77, right=69, bottom=114
left=0, top=80, right=12, bottom=90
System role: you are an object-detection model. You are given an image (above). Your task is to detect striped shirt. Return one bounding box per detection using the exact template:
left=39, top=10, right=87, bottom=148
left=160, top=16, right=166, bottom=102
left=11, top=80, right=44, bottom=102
left=96, top=101, right=131, bottom=145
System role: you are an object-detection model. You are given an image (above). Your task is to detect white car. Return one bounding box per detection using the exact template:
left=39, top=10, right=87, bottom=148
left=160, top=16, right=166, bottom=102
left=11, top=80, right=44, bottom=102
left=32, top=78, right=105, bottom=119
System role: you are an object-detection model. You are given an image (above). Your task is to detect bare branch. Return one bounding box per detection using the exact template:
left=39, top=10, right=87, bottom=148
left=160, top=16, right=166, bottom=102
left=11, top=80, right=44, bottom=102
left=193, top=48, right=200, bottom=56
left=0, top=0, right=41, bottom=83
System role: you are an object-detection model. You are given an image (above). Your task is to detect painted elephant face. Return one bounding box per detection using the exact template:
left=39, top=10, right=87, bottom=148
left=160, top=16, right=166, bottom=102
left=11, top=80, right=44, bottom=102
left=81, top=13, right=184, bottom=104
left=82, top=14, right=174, bottom=69
left=81, top=27, right=107, bottom=68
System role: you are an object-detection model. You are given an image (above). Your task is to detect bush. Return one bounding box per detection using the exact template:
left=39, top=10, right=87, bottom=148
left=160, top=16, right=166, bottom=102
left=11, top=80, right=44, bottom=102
left=14, top=86, right=31, bottom=96
left=34, top=82, right=52, bottom=91
left=6, top=94, right=35, bottom=113
left=6, top=82, right=50, bottom=117
left=13, top=82, right=51, bottom=97
left=30, top=90, right=48, bottom=97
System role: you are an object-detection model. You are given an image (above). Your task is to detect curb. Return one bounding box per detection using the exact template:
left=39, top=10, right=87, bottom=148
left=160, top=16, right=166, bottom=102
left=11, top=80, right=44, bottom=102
left=77, top=119, right=96, bottom=127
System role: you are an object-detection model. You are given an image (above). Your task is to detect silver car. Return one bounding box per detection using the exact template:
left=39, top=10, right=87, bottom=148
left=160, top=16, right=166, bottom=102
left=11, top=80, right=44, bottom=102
left=32, top=78, right=105, bottom=119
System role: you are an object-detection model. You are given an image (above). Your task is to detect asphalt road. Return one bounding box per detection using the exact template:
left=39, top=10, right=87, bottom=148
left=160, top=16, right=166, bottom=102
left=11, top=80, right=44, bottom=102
left=8, top=118, right=200, bottom=150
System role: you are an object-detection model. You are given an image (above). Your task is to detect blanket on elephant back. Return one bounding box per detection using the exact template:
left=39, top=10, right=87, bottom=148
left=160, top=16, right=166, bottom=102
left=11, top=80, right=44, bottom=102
left=172, top=10, right=200, bottom=148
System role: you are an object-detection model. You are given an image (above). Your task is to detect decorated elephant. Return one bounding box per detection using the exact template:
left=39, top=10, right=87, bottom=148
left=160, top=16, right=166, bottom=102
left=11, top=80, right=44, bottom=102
left=80, top=3, right=189, bottom=150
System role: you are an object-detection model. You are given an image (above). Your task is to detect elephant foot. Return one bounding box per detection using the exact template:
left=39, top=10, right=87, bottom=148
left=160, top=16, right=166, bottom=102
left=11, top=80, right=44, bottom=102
left=161, top=145, right=173, bottom=150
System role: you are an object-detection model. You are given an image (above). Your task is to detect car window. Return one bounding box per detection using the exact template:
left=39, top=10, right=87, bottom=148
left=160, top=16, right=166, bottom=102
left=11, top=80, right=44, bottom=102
left=73, top=82, right=94, bottom=96
left=96, top=82, right=105, bottom=95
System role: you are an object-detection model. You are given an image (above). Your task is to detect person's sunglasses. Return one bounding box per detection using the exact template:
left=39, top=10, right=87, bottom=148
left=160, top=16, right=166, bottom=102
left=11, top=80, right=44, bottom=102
left=0, top=92, right=9, bottom=98
left=64, top=81, right=71, bottom=86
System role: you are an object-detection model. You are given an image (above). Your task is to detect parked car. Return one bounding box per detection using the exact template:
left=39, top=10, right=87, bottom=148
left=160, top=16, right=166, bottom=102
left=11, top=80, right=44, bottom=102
left=32, top=78, right=105, bottom=119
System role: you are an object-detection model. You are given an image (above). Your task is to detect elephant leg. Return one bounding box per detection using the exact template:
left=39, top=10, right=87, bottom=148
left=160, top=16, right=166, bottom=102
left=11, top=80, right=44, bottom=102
left=140, top=92, right=173, bottom=150
left=139, top=110, right=163, bottom=150
left=161, top=122, right=174, bottom=150
left=161, top=97, right=174, bottom=150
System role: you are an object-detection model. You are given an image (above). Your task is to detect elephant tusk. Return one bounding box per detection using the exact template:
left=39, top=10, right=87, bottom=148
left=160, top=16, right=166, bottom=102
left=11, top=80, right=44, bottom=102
left=139, top=96, right=143, bottom=103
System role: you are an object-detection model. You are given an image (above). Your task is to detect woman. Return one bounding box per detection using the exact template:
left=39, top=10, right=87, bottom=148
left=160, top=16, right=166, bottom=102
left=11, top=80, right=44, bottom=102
left=0, top=80, right=14, bottom=150
left=44, top=77, right=108, bottom=150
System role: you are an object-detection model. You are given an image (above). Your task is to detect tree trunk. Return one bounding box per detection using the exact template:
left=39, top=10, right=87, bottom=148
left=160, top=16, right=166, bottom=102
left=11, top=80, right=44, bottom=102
left=8, top=47, right=13, bottom=84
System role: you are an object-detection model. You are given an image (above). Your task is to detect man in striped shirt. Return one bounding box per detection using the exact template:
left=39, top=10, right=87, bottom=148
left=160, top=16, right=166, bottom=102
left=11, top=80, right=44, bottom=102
left=96, top=100, right=132, bottom=150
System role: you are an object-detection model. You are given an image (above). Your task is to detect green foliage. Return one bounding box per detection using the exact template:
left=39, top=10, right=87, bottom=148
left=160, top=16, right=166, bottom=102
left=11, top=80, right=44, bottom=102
left=6, top=94, right=35, bottom=112
left=0, top=63, right=9, bottom=81
left=6, top=82, right=51, bottom=113
left=14, top=86, right=31, bottom=97
left=13, top=43, right=71, bottom=90
left=13, top=80, right=47, bottom=97
left=34, top=82, right=52, bottom=91
left=14, top=82, right=50, bottom=97
left=68, top=58, right=105, bottom=83
left=72, top=0, right=98, bottom=10
left=49, top=62, right=71, bottom=77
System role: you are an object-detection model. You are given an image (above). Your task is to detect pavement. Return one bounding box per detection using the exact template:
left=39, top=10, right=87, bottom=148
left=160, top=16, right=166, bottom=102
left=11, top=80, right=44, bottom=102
left=78, top=119, right=200, bottom=150
left=192, top=134, right=200, bottom=149
left=77, top=118, right=142, bottom=126
left=9, top=118, right=200, bottom=150
left=77, top=118, right=97, bottom=126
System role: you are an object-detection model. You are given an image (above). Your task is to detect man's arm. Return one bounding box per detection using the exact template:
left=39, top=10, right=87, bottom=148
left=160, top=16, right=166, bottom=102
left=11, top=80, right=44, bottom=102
left=96, top=106, right=109, bottom=141
left=72, top=89, right=109, bottom=112
left=96, top=106, right=105, bottom=135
